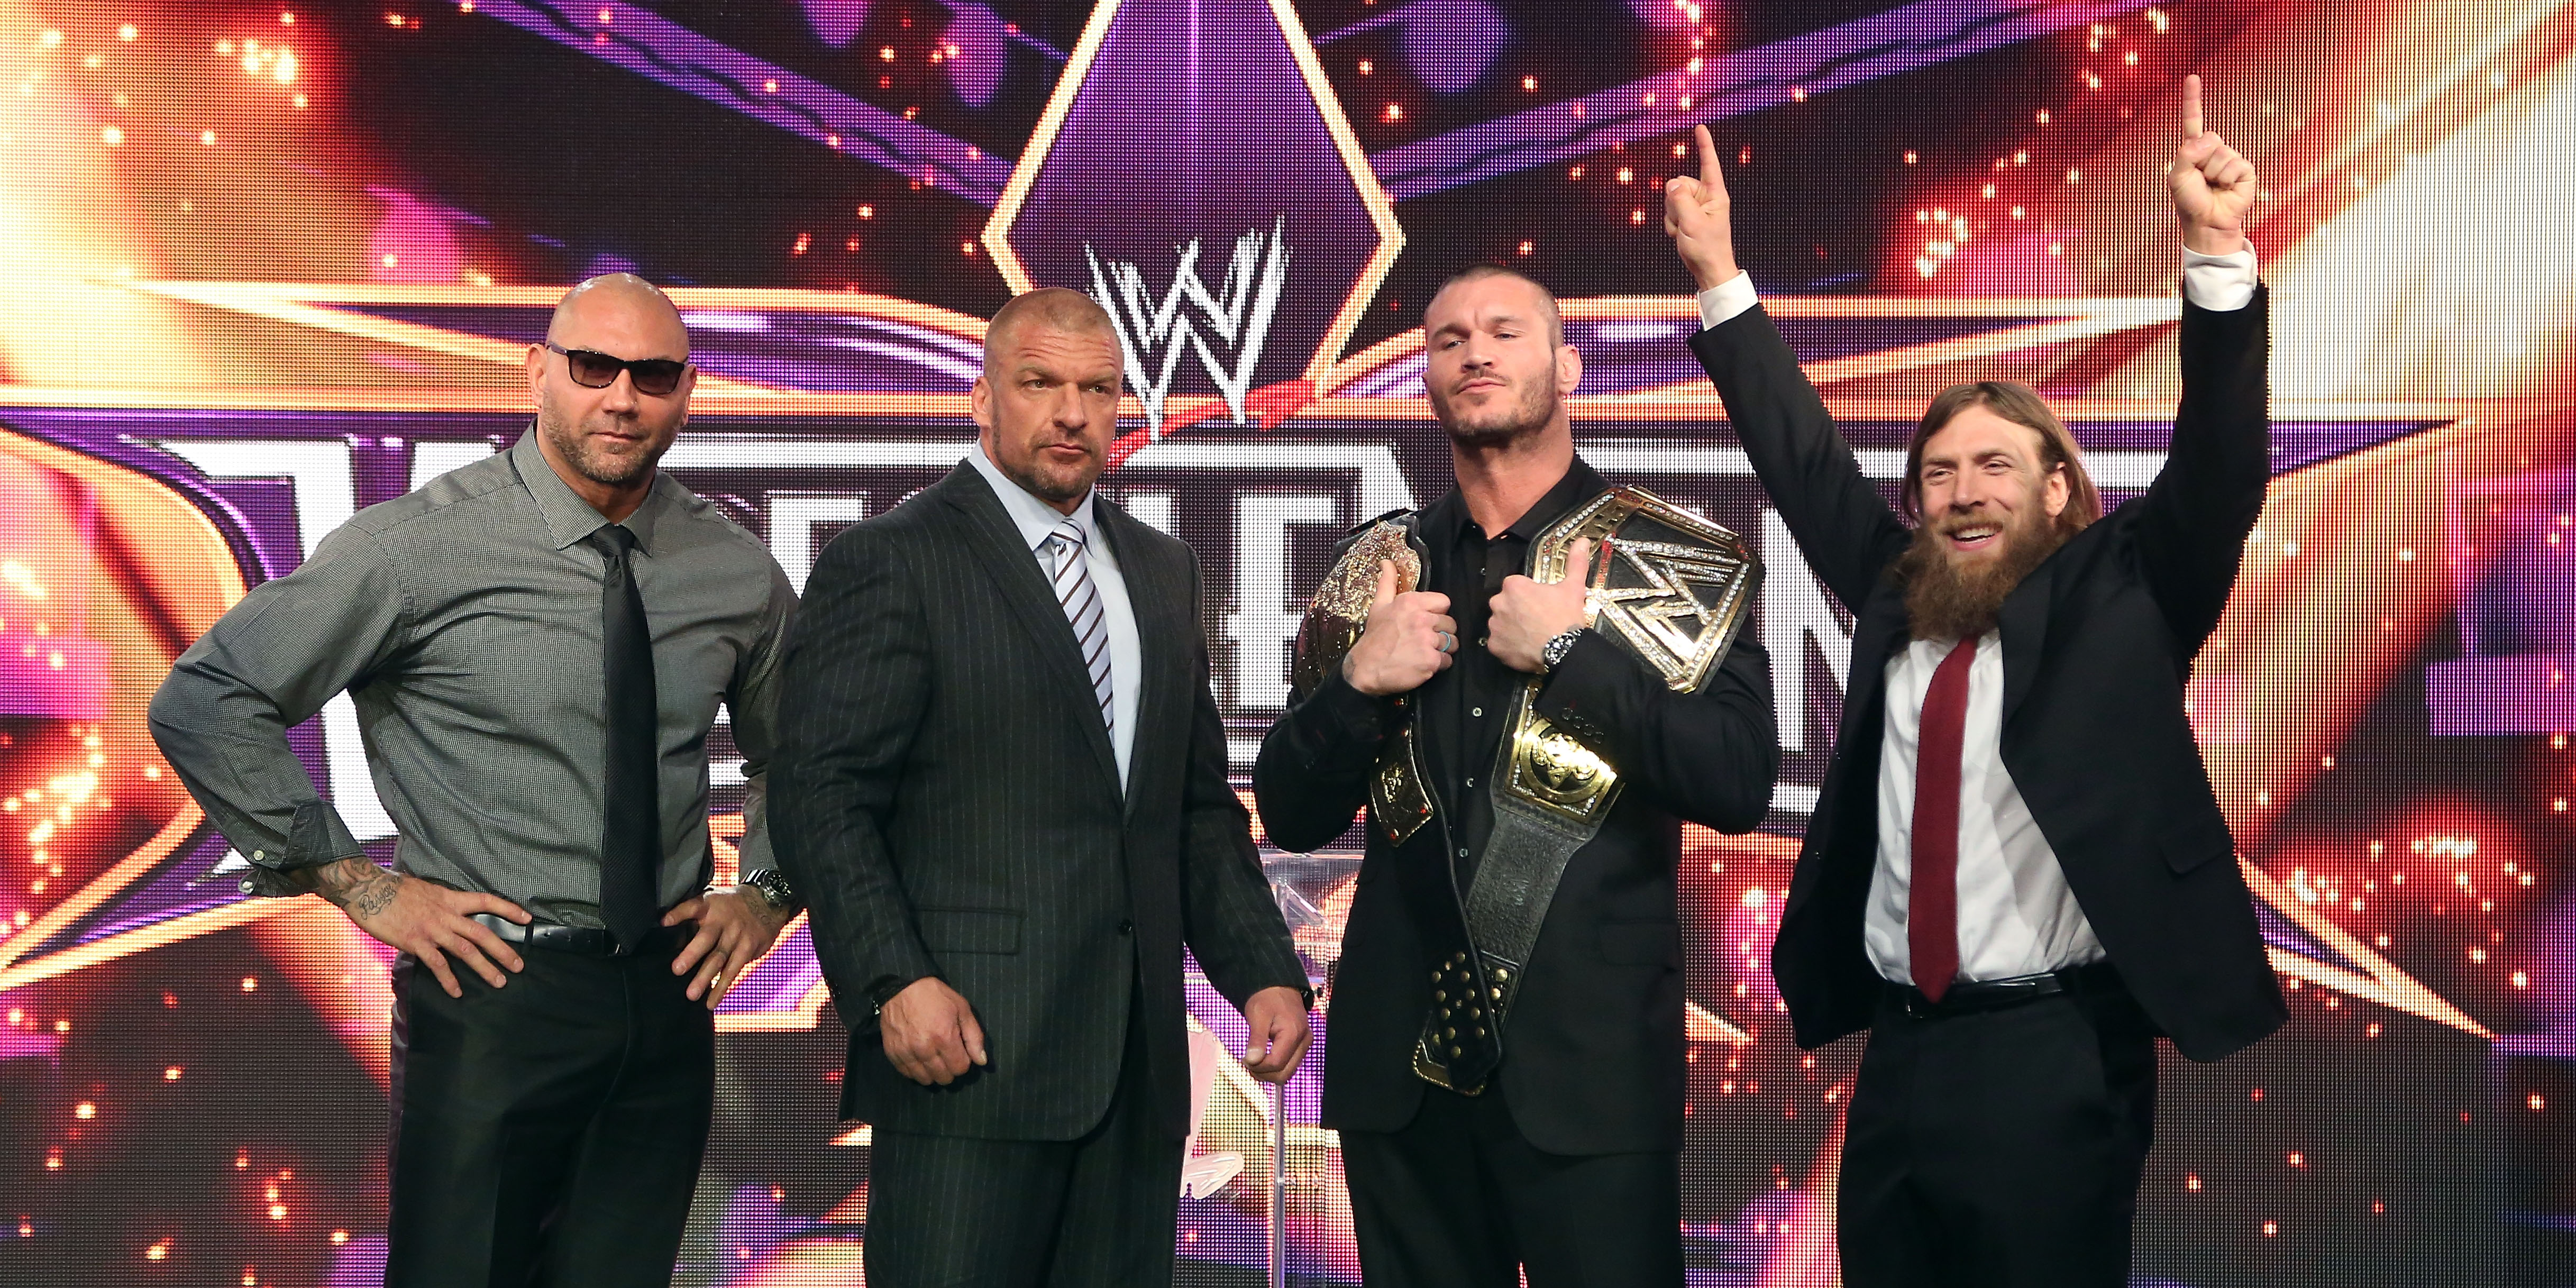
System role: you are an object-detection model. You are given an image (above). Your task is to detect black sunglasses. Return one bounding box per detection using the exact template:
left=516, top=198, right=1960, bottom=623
left=546, top=342, right=690, bottom=396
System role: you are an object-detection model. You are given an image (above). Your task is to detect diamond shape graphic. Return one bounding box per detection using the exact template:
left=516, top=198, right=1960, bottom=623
left=982, top=0, right=1402, bottom=410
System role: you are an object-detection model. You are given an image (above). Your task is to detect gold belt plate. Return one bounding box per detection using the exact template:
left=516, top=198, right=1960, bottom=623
left=1501, top=487, right=1760, bottom=826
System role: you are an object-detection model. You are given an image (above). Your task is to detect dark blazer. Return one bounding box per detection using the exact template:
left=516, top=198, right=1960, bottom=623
left=1688, top=290, right=2287, bottom=1063
left=772, top=462, right=1305, bottom=1141
left=1255, top=474, right=1778, bottom=1156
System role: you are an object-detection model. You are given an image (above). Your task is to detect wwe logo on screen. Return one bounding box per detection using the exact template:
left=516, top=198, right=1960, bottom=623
left=1083, top=217, right=1291, bottom=435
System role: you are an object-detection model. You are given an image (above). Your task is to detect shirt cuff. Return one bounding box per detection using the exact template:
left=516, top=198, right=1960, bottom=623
left=2182, top=243, right=2258, bottom=312
left=1694, top=270, right=1760, bottom=331
left=1303, top=669, right=1399, bottom=748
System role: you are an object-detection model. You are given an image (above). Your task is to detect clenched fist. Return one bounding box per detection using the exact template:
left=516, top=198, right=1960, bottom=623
left=1341, top=559, right=1458, bottom=697
left=1490, top=537, right=1600, bottom=673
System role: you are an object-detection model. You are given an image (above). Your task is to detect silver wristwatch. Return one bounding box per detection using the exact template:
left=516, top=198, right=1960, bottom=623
left=739, top=867, right=800, bottom=914
left=1537, top=626, right=1588, bottom=674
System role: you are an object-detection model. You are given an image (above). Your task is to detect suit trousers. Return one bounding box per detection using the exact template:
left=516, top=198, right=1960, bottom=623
left=862, top=993, right=1183, bottom=1287
left=385, top=929, right=715, bottom=1288
left=1837, top=983, right=2158, bottom=1288
left=1340, top=1082, right=1684, bottom=1287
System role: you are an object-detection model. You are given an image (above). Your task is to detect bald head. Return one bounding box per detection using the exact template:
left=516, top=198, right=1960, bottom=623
left=549, top=272, right=688, bottom=357
left=983, top=287, right=1120, bottom=373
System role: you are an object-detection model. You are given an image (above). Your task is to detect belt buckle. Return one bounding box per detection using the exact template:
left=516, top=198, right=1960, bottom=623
left=1901, top=988, right=1938, bottom=1020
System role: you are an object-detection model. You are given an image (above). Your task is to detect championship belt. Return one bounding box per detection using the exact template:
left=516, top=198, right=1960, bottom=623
left=1290, top=513, right=1504, bottom=1091
left=1414, top=486, right=1761, bottom=1094
left=1288, top=514, right=1437, bottom=846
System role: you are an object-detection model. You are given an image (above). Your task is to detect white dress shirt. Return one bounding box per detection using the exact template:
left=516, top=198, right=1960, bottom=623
left=1696, top=244, right=2258, bottom=983
left=965, top=444, right=1141, bottom=788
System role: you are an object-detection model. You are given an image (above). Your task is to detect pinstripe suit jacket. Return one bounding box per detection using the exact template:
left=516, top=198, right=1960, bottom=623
left=773, top=461, right=1304, bottom=1141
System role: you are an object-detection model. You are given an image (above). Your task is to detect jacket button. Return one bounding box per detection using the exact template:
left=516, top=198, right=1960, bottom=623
left=1117, top=919, right=1134, bottom=936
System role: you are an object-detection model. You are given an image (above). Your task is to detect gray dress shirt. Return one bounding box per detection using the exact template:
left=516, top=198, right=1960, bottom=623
left=148, top=431, right=796, bottom=928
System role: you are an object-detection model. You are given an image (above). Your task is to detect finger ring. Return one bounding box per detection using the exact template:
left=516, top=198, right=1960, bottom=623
left=1436, top=631, right=1455, bottom=653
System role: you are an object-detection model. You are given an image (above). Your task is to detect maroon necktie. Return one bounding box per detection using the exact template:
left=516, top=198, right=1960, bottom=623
left=1908, top=637, right=1977, bottom=1002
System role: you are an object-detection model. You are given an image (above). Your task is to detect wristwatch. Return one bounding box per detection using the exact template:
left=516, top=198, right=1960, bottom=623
left=739, top=867, right=800, bottom=915
left=1537, top=626, right=1589, bottom=674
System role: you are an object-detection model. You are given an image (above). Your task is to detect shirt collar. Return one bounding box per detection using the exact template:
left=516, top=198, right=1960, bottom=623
left=1425, top=452, right=1609, bottom=545
left=965, top=440, right=1097, bottom=551
left=510, top=427, right=670, bottom=555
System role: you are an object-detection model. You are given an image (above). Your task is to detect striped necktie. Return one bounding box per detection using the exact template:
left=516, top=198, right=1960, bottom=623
left=1047, top=517, right=1115, bottom=737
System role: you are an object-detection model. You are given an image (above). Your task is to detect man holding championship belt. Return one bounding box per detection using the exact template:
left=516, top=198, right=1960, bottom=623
left=1255, top=264, right=1779, bottom=1285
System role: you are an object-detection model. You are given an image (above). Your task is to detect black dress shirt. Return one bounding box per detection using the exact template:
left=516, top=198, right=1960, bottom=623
left=1416, top=458, right=1608, bottom=882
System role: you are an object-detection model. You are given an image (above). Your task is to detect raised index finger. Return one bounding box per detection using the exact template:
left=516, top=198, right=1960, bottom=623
left=2182, top=72, right=2204, bottom=139
left=1694, top=124, right=1725, bottom=196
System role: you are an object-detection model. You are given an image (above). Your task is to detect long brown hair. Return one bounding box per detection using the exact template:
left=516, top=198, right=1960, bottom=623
left=1901, top=381, right=2102, bottom=533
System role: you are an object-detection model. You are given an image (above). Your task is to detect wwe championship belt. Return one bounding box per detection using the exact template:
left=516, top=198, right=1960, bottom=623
left=1420, top=486, right=1760, bottom=1093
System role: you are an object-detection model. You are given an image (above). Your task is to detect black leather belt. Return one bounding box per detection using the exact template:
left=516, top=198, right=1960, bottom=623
left=1886, top=961, right=2126, bottom=1020
left=469, top=913, right=657, bottom=958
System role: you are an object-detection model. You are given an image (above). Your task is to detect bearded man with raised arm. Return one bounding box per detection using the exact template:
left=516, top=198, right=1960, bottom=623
left=1664, top=76, right=2287, bottom=1285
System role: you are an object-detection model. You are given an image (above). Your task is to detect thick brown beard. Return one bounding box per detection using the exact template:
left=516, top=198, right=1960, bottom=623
left=1895, top=506, right=2069, bottom=641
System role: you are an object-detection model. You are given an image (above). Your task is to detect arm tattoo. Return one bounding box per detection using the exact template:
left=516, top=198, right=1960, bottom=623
left=302, top=857, right=404, bottom=919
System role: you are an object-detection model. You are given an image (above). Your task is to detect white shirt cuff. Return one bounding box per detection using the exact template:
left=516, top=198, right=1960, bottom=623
left=2182, top=243, right=2258, bottom=312
left=1694, top=270, right=1760, bottom=331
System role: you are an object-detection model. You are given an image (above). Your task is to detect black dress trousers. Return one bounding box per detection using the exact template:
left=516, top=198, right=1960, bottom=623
left=1339, top=1082, right=1685, bottom=1288
left=1835, top=986, right=2159, bottom=1288
left=860, top=989, right=1185, bottom=1288
left=384, top=930, right=715, bottom=1288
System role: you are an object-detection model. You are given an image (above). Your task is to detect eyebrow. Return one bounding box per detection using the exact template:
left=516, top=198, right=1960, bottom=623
left=1012, top=364, right=1119, bottom=383
left=1923, top=443, right=2028, bottom=464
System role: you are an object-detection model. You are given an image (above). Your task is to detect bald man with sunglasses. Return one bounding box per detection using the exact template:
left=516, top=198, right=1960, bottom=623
left=151, top=274, right=801, bottom=1287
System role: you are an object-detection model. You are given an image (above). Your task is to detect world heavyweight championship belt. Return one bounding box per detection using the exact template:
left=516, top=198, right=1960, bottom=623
left=1287, top=513, right=1439, bottom=846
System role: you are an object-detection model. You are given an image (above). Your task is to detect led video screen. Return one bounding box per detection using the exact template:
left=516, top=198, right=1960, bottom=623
left=0, top=1, right=2570, bottom=1284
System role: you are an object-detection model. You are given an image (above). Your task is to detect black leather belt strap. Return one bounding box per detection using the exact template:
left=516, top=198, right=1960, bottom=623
left=470, top=912, right=625, bottom=957
left=1886, top=961, right=2126, bottom=1020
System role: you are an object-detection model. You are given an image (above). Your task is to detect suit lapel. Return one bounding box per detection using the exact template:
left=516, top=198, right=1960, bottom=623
left=1093, top=500, right=1189, bottom=818
left=1997, top=559, right=2053, bottom=728
left=939, top=465, right=1121, bottom=794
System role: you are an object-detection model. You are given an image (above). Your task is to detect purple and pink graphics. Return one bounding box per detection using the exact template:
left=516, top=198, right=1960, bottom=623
left=986, top=0, right=1402, bottom=433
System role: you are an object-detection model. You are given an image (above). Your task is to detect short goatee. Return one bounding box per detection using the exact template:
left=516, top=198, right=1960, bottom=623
left=1895, top=509, right=2068, bottom=641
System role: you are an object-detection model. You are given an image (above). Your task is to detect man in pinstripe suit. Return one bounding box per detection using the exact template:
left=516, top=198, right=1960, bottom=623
left=774, top=288, right=1313, bottom=1286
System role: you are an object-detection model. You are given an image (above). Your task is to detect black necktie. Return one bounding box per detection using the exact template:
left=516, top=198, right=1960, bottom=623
left=592, top=525, right=661, bottom=952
